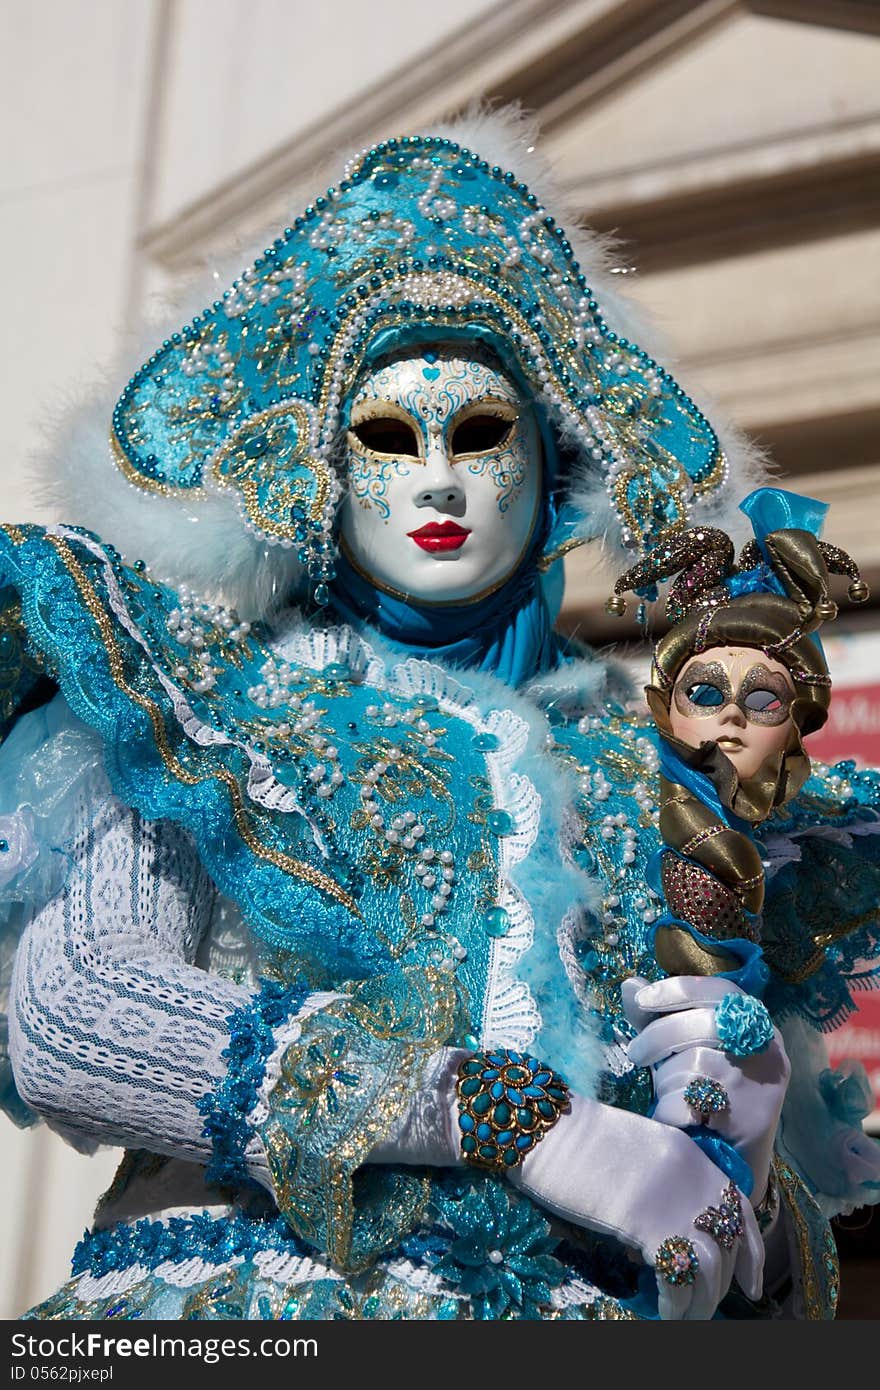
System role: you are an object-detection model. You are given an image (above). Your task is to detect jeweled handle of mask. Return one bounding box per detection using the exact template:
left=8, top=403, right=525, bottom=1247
left=653, top=772, right=764, bottom=978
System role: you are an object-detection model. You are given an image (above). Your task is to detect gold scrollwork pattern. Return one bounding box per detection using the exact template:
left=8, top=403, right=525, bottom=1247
left=260, top=965, right=457, bottom=1271
left=206, top=399, right=332, bottom=539
left=48, top=534, right=358, bottom=914
left=773, top=1155, right=840, bottom=1319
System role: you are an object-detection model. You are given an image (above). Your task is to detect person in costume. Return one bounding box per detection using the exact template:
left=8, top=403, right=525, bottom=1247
left=1, top=111, right=879, bottom=1321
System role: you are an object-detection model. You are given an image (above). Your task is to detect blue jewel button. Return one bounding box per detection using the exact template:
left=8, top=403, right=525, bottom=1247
left=472, top=732, right=499, bottom=752
left=574, top=845, right=597, bottom=873
left=243, top=432, right=269, bottom=458
left=486, top=808, right=514, bottom=836
left=483, top=906, right=510, bottom=938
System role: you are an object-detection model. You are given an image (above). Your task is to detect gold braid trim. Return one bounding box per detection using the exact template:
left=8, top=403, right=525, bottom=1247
left=737, top=871, right=765, bottom=893
left=773, top=1156, right=839, bottom=1320
left=679, top=824, right=726, bottom=857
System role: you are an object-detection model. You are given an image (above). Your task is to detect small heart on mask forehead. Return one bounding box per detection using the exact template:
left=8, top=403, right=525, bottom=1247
left=422, top=366, right=441, bottom=381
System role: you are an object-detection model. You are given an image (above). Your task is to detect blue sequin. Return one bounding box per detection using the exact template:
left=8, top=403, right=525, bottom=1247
left=71, top=1211, right=306, bottom=1280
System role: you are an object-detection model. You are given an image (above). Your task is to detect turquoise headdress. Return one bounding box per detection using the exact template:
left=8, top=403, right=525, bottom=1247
left=111, top=133, right=729, bottom=603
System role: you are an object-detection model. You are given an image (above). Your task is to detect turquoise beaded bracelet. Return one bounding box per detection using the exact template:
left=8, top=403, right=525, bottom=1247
left=456, top=1048, right=571, bottom=1170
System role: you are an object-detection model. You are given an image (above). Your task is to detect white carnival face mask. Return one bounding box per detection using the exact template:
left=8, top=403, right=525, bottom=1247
left=339, top=350, right=542, bottom=604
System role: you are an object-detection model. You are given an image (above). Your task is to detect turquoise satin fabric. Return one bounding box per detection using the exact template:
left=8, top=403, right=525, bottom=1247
left=739, top=487, right=828, bottom=548
left=329, top=547, right=567, bottom=688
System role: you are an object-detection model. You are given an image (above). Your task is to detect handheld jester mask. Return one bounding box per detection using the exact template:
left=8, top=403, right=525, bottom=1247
left=611, top=487, right=869, bottom=979
left=340, top=348, right=541, bottom=604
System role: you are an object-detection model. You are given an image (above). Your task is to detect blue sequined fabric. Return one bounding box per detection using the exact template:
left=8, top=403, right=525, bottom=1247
left=27, top=1182, right=591, bottom=1321
left=197, top=980, right=307, bottom=1189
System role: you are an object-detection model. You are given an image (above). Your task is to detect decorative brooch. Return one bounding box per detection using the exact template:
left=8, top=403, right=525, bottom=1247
left=456, top=1049, right=570, bottom=1170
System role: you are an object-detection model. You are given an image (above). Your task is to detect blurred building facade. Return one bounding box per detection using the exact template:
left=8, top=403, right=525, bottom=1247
left=1, top=0, right=878, bottom=1316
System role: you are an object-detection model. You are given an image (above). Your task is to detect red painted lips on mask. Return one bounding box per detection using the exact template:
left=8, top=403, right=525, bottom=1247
left=407, top=521, right=472, bottom=553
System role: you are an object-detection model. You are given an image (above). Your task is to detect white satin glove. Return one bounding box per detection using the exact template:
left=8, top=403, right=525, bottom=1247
left=622, top=975, right=791, bottom=1205
left=508, top=1092, right=764, bottom=1319
left=369, top=1044, right=762, bottom=1317
left=367, top=1046, right=466, bottom=1167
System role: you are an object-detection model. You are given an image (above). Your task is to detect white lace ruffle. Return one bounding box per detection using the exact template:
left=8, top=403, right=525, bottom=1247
left=50, top=528, right=326, bottom=852
left=252, top=1248, right=341, bottom=1285
left=74, top=1265, right=150, bottom=1303
left=549, top=1276, right=604, bottom=1310
left=383, top=1256, right=453, bottom=1297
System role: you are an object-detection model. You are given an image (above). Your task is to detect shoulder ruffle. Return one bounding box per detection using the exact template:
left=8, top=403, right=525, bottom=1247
left=0, top=526, right=604, bottom=1100
left=0, top=524, right=367, bottom=980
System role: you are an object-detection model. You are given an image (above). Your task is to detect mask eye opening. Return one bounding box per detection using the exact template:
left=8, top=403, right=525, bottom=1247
left=351, top=417, right=420, bottom=457
left=451, top=414, right=514, bottom=457
left=685, top=682, right=726, bottom=708
left=742, top=689, right=783, bottom=713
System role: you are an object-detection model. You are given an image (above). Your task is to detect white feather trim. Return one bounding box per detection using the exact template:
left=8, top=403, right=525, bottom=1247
left=32, top=389, right=300, bottom=619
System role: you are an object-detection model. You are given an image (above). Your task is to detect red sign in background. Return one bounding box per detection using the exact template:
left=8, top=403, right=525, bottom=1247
left=803, top=639, right=880, bottom=1127
left=806, top=683, right=880, bottom=770
left=825, top=992, right=880, bottom=1134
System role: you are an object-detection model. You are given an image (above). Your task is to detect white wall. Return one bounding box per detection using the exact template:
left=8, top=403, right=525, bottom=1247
left=1, top=1, right=158, bottom=522
left=1, top=0, right=160, bottom=1318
